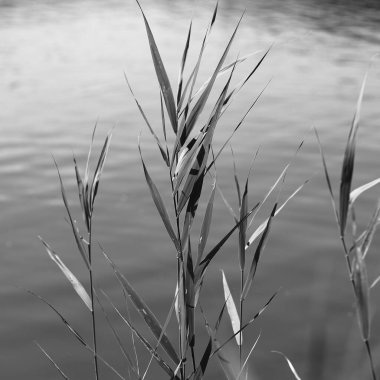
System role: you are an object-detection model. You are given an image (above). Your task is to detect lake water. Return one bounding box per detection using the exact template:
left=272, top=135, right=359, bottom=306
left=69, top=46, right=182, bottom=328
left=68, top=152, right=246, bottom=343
left=1, top=0, right=380, bottom=379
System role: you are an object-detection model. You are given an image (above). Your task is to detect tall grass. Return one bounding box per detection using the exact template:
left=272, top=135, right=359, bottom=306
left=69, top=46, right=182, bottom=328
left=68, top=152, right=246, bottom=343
left=31, top=2, right=379, bottom=380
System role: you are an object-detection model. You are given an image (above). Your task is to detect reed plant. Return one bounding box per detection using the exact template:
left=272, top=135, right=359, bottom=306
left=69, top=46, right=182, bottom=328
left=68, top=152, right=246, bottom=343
left=31, top=2, right=379, bottom=380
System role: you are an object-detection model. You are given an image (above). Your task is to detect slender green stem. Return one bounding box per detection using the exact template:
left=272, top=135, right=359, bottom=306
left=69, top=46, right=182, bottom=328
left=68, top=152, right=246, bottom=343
left=88, top=221, right=99, bottom=380
left=365, top=340, right=377, bottom=380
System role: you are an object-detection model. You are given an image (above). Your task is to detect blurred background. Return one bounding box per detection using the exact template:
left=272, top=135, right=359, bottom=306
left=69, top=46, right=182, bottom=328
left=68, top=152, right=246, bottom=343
left=1, top=0, right=380, bottom=379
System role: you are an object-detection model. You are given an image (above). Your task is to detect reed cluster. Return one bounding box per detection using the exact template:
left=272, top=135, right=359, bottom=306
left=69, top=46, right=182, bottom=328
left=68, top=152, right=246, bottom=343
left=32, top=2, right=379, bottom=380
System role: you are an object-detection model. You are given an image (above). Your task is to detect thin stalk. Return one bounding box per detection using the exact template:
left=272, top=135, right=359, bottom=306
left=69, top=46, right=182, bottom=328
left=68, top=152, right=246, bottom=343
left=239, top=269, right=244, bottom=367
left=365, top=340, right=377, bottom=380
left=88, top=220, right=99, bottom=380
left=340, top=234, right=377, bottom=380
left=169, top=168, right=185, bottom=380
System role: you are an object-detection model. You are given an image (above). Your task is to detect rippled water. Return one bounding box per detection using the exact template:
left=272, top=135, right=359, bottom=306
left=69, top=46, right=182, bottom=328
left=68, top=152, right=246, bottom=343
left=1, top=0, right=380, bottom=379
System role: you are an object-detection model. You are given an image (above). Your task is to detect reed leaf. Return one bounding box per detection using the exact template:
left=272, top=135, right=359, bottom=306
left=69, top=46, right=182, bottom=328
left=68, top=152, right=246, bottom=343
left=73, top=156, right=87, bottom=231
left=90, top=129, right=112, bottom=208
left=350, top=177, right=380, bottom=205
left=272, top=351, right=302, bottom=380
left=352, top=246, right=371, bottom=341
left=197, top=202, right=260, bottom=281
left=174, top=11, right=243, bottom=156
left=231, top=146, right=241, bottom=207
left=176, top=2, right=218, bottom=116
left=125, top=75, right=169, bottom=166
left=34, top=341, right=70, bottom=380
left=339, top=72, right=368, bottom=236
left=206, top=81, right=270, bottom=174
left=177, top=64, right=235, bottom=216
left=135, top=0, right=177, bottom=133
left=177, top=20, right=192, bottom=106
left=221, top=270, right=241, bottom=346
left=314, top=128, right=339, bottom=225
left=101, top=291, right=176, bottom=380
left=194, top=337, right=213, bottom=380
left=236, top=334, right=261, bottom=380
left=197, top=181, right=216, bottom=265
left=138, top=141, right=180, bottom=252
left=361, top=200, right=380, bottom=258
left=39, top=237, right=92, bottom=311
left=242, top=204, right=277, bottom=301
left=102, top=250, right=180, bottom=365
left=246, top=180, right=308, bottom=248
left=53, top=159, right=90, bottom=270
left=186, top=243, right=196, bottom=348
left=213, top=291, right=278, bottom=356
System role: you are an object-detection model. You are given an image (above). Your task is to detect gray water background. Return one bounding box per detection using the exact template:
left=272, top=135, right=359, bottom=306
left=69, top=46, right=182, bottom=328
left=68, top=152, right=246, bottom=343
left=1, top=0, right=380, bottom=379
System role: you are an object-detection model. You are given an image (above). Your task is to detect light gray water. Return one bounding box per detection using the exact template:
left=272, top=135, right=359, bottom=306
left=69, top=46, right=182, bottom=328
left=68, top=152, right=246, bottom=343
left=1, top=0, right=380, bottom=379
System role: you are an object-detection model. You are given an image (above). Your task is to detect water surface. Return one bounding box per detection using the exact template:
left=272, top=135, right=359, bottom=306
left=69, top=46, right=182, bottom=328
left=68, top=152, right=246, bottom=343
left=1, top=0, right=380, bottom=379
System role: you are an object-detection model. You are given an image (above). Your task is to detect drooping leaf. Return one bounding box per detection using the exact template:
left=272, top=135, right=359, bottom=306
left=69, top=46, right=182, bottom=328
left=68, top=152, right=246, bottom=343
left=34, top=341, right=70, bottom=380
left=53, top=159, right=90, bottom=270
left=241, top=204, right=277, bottom=301
left=138, top=141, right=180, bottom=253
left=101, top=291, right=177, bottom=380
left=28, top=290, right=126, bottom=379
left=102, top=250, right=180, bottom=365
left=350, top=177, right=380, bottom=205
left=339, top=73, right=368, bottom=237
left=272, top=351, right=302, bottom=380
left=39, top=237, right=92, bottom=311
left=221, top=270, right=241, bottom=346
left=125, top=75, right=169, bottom=166
left=135, top=0, right=177, bottom=133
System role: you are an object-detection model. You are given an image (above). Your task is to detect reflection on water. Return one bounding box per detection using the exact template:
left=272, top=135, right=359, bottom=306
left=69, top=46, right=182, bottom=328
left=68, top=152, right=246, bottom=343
left=1, top=0, right=380, bottom=379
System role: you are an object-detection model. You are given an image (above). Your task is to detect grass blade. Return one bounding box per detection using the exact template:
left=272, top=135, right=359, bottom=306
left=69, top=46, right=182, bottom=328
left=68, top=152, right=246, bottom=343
left=361, top=200, right=380, bottom=258
left=246, top=180, right=309, bottom=248
left=177, top=20, right=192, bottom=106
left=339, top=72, right=368, bottom=236
left=90, top=129, right=112, bottom=208
left=34, top=341, right=70, bottom=380
left=39, top=237, right=92, bottom=311
left=236, top=333, right=261, bottom=380
left=102, top=250, right=180, bottom=365
left=314, top=128, right=339, bottom=225
left=272, top=351, right=302, bottom=380
left=241, top=204, right=277, bottom=301
left=136, top=0, right=177, bottom=133
left=174, top=11, right=243, bottom=156
left=126, top=75, right=169, bottom=166
left=221, top=270, right=241, bottom=346
left=213, top=291, right=278, bottom=356
left=138, top=141, right=180, bottom=252
left=350, top=177, right=380, bottom=205
left=197, top=181, right=216, bottom=265
left=194, top=337, right=213, bottom=380
left=197, top=202, right=260, bottom=281
left=352, top=246, right=371, bottom=341
left=53, top=159, right=90, bottom=270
